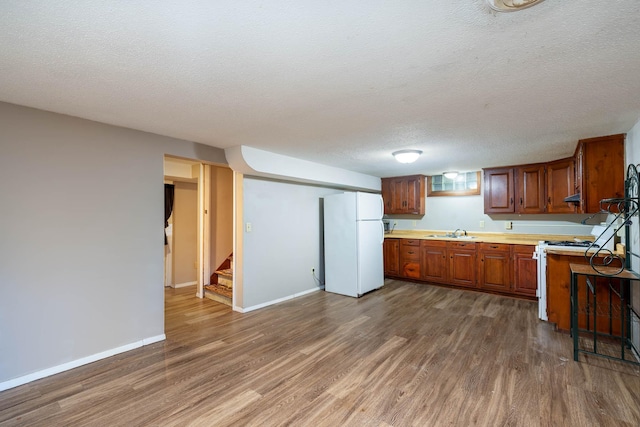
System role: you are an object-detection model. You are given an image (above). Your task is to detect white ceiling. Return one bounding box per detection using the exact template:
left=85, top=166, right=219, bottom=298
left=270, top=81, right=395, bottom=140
left=1, top=1, right=639, bottom=178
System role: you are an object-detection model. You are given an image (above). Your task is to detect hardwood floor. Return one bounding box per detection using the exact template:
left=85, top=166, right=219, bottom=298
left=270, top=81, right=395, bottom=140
left=2, top=280, right=639, bottom=426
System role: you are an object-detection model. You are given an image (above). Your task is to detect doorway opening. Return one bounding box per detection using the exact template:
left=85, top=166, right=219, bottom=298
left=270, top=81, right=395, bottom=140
left=163, top=156, right=234, bottom=308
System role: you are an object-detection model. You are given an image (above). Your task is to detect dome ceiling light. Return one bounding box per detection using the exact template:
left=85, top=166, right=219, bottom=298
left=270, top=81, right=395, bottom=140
left=392, top=149, right=422, bottom=164
left=487, top=0, right=545, bottom=12
left=443, top=171, right=459, bottom=180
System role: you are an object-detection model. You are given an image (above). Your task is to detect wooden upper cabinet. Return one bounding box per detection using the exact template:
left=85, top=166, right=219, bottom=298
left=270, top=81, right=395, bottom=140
left=405, top=175, right=423, bottom=214
left=381, top=179, right=392, bottom=214
left=483, top=133, right=626, bottom=215
left=483, top=168, right=515, bottom=213
left=546, top=157, right=576, bottom=213
left=381, top=175, right=425, bottom=215
left=516, top=164, right=546, bottom=214
left=574, top=134, right=625, bottom=213
left=485, top=166, right=546, bottom=214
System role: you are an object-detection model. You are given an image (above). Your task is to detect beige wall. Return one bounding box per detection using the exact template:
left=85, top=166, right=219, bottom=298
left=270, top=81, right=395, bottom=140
left=0, top=101, right=226, bottom=387
left=172, top=182, right=198, bottom=285
left=210, top=167, right=234, bottom=272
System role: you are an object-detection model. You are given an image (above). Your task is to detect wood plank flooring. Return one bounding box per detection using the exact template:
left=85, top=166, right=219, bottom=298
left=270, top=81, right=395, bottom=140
left=1, top=279, right=640, bottom=426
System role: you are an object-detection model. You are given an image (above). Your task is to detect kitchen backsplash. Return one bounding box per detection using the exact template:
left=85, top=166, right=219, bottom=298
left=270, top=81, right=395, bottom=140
left=385, top=193, right=599, bottom=236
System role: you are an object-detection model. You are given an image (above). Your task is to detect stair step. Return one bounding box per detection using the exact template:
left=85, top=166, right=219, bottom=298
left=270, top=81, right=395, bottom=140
left=218, top=276, right=233, bottom=288
left=216, top=268, right=233, bottom=279
left=204, top=284, right=232, bottom=306
left=204, top=287, right=232, bottom=306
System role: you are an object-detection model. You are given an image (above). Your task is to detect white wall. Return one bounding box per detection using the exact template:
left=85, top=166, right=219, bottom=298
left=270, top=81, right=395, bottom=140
left=388, top=187, right=596, bottom=236
left=625, top=120, right=640, bottom=353
left=240, top=177, right=343, bottom=309
left=0, top=102, right=226, bottom=388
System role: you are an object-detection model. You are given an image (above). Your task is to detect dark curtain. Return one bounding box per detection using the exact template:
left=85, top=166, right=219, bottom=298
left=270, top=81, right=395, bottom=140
left=164, top=184, right=175, bottom=245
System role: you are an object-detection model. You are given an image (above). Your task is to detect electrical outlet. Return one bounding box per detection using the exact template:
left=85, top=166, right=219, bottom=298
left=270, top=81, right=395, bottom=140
left=504, top=221, right=512, bottom=230
left=479, top=220, right=485, bottom=228
left=412, top=220, right=417, bottom=227
left=393, top=221, right=398, bottom=226
left=246, top=222, right=252, bottom=232
left=311, top=268, right=315, bottom=275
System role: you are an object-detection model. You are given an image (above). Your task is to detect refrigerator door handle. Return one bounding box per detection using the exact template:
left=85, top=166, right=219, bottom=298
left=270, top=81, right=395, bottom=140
left=379, top=220, right=385, bottom=244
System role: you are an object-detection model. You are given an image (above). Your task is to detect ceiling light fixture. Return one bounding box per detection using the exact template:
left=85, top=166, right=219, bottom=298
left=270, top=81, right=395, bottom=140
left=392, top=149, right=422, bottom=164
left=486, top=0, right=545, bottom=12
left=443, top=171, right=459, bottom=180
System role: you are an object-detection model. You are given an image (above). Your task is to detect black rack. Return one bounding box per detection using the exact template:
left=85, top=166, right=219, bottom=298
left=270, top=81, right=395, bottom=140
left=570, top=164, right=640, bottom=365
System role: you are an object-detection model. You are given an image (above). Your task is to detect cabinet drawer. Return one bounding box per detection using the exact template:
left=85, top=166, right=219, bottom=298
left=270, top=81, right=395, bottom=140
left=480, top=243, right=510, bottom=252
left=448, top=241, right=477, bottom=249
left=421, top=240, right=447, bottom=248
left=401, top=239, right=420, bottom=246
left=400, top=246, right=420, bottom=261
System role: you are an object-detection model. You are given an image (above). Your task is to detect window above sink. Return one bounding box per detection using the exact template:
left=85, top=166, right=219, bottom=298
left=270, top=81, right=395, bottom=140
left=427, top=171, right=481, bottom=197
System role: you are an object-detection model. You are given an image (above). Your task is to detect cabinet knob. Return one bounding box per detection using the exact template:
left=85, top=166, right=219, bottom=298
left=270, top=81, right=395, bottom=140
left=510, top=197, right=514, bottom=205
left=520, top=197, right=523, bottom=206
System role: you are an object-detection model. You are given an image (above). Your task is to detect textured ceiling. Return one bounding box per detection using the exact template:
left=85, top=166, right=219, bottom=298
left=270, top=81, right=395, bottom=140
left=1, top=1, right=639, bottom=177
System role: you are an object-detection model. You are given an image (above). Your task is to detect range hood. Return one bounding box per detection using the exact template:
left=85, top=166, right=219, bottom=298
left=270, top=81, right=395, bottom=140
left=564, top=193, right=581, bottom=203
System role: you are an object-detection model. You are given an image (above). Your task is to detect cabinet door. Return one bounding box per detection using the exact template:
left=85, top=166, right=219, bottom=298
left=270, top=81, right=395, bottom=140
left=581, top=134, right=625, bottom=213
left=511, top=245, right=537, bottom=297
left=478, top=243, right=511, bottom=292
left=383, top=239, right=400, bottom=276
left=421, top=241, right=448, bottom=283
left=381, top=178, right=393, bottom=215
left=448, top=242, right=477, bottom=288
left=546, top=158, right=576, bottom=213
left=405, top=175, right=425, bottom=215
left=516, top=164, right=546, bottom=214
left=483, top=168, right=515, bottom=213
left=392, top=178, right=407, bottom=214
left=382, top=175, right=425, bottom=215
left=573, top=142, right=584, bottom=213
left=400, top=240, right=421, bottom=279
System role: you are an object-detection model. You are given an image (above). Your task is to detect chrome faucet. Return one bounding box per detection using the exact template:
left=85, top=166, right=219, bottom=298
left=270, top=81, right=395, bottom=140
left=453, top=228, right=467, bottom=237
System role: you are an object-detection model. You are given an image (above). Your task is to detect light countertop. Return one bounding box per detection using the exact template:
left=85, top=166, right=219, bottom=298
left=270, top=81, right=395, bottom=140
left=384, top=229, right=594, bottom=246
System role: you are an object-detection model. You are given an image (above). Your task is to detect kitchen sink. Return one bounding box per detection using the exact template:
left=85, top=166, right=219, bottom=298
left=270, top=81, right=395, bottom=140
left=424, top=234, right=476, bottom=239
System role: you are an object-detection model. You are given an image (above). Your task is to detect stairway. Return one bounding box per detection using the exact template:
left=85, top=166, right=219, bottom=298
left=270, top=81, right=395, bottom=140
left=204, top=254, right=233, bottom=306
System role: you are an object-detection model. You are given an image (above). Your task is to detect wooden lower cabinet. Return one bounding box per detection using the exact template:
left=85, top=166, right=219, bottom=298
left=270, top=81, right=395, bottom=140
left=511, top=245, right=537, bottom=297
left=399, top=239, right=421, bottom=279
left=546, top=253, right=624, bottom=334
left=478, top=243, right=511, bottom=292
left=384, top=238, right=537, bottom=299
left=421, top=240, right=448, bottom=283
left=383, top=239, right=400, bottom=276
left=448, top=242, right=477, bottom=288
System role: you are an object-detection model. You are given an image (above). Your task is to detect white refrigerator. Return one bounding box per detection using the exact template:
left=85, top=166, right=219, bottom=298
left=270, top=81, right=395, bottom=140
left=323, top=192, right=385, bottom=297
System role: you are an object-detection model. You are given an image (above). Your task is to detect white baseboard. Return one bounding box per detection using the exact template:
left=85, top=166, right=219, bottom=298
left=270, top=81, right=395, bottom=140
left=0, top=334, right=166, bottom=392
left=173, top=281, right=197, bottom=289
left=235, top=287, right=321, bottom=313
